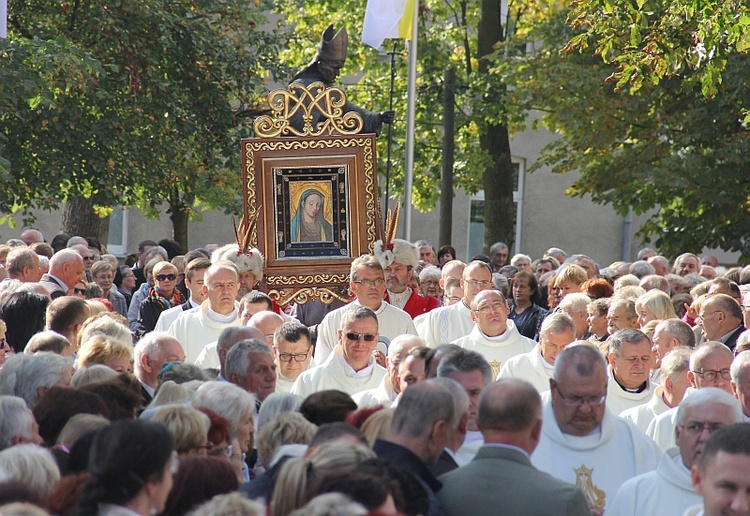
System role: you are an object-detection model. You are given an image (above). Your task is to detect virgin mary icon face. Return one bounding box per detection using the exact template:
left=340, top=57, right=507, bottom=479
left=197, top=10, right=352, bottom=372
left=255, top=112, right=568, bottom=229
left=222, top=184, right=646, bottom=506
left=304, top=193, right=323, bottom=219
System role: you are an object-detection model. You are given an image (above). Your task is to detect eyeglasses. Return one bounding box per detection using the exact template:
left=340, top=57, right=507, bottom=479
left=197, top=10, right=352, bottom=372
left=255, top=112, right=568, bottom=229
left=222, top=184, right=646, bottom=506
left=422, top=280, right=439, bottom=286
left=82, top=256, right=95, bottom=262
left=155, top=274, right=177, bottom=281
left=232, top=451, right=247, bottom=463
left=555, top=386, right=606, bottom=407
left=352, top=278, right=385, bottom=287
left=74, top=288, right=87, bottom=295
left=278, top=352, right=310, bottom=363
left=691, top=368, right=731, bottom=381
left=472, top=302, right=505, bottom=315
left=697, top=310, right=721, bottom=321
left=463, top=279, right=492, bottom=287
left=678, top=422, right=726, bottom=436
left=345, top=332, right=377, bottom=342
left=444, top=295, right=462, bottom=303
left=207, top=443, right=233, bottom=458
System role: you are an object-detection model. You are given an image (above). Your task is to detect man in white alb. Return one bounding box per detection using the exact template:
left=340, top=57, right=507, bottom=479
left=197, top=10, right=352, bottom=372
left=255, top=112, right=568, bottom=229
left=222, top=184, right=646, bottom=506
left=607, top=387, right=743, bottom=516
left=314, top=255, right=416, bottom=364
left=531, top=344, right=661, bottom=514
left=497, top=312, right=576, bottom=392
left=168, top=261, right=240, bottom=363
left=292, top=305, right=387, bottom=398
left=647, top=341, right=734, bottom=450
left=272, top=322, right=312, bottom=394
left=453, top=289, right=534, bottom=380
left=606, top=329, right=657, bottom=415
left=354, top=334, right=424, bottom=407
left=418, top=261, right=494, bottom=347
left=620, top=346, right=691, bottom=433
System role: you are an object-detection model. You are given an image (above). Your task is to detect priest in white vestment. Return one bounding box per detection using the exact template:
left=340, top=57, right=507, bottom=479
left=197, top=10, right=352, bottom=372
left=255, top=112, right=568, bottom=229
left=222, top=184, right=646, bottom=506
left=314, top=255, right=416, bottom=364
left=272, top=321, right=313, bottom=394
left=452, top=289, right=535, bottom=380
left=531, top=344, right=661, bottom=512
left=647, top=342, right=735, bottom=450
left=497, top=312, right=576, bottom=392
left=168, top=262, right=241, bottom=363
left=292, top=305, right=386, bottom=398
left=607, top=387, right=743, bottom=516
left=620, top=347, right=691, bottom=432
left=417, top=261, right=494, bottom=347
left=605, top=329, right=657, bottom=416
left=354, top=334, right=425, bottom=407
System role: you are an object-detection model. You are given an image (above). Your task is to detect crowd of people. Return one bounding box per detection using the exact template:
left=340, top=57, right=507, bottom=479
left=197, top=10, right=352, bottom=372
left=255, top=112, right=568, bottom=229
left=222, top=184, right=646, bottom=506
left=0, top=227, right=749, bottom=516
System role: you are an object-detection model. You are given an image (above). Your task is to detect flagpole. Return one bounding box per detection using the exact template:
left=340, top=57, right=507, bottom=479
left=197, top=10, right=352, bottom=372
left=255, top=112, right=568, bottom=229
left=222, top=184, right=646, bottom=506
left=402, top=0, right=418, bottom=241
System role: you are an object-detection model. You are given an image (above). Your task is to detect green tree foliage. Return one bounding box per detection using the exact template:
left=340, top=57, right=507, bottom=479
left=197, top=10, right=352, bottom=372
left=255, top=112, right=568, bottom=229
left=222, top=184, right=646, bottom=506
left=0, top=36, right=105, bottom=222
left=493, top=8, right=750, bottom=258
left=1, top=0, right=287, bottom=245
left=565, top=0, right=750, bottom=100
left=274, top=0, right=519, bottom=223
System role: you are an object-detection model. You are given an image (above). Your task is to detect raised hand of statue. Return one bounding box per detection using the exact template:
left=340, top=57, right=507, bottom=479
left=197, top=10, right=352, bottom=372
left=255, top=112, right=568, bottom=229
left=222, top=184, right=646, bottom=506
left=380, top=111, right=396, bottom=124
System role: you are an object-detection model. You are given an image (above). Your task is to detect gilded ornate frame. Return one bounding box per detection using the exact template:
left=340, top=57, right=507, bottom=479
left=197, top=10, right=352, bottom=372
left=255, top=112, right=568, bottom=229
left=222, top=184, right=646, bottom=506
left=240, top=82, right=378, bottom=306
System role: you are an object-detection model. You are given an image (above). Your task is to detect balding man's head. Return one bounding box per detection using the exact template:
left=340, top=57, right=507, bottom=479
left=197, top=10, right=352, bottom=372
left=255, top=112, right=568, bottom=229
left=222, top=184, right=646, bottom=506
left=387, top=334, right=426, bottom=393
left=390, top=379, right=454, bottom=466
left=478, top=379, right=541, bottom=450
left=689, top=342, right=734, bottom=393
left=248, top=311, right=284, bottom=345
left=133, top=332, right=186, bottom=389
left=700, top=294, right=743, bottom=341
left=216, top=326, right=265, bottom=374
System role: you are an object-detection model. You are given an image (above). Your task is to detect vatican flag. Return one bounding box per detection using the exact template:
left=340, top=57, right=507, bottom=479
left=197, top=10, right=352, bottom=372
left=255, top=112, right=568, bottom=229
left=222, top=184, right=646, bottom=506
left=361, top=0, right=415, bottom=49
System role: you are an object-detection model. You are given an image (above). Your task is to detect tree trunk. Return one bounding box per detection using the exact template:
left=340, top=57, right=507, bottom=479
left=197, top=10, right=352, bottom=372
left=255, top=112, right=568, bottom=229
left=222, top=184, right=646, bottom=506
left=478, top=0, right=515, bottom=254
left=440, top=66, right=456, bottom=248
left=169, top=204, right=190, bottom=251
left=60, top=196, right=110, bottom=242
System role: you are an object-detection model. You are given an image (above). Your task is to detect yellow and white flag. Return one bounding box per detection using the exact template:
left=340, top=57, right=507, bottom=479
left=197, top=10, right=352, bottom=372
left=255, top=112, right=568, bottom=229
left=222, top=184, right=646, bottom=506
left=361, top=0, right=415, bottom=49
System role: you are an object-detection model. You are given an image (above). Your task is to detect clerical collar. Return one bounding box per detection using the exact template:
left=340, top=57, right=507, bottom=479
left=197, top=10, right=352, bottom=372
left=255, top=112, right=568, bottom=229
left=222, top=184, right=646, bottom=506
left=337, top=347, right=375, bottom=378
left=388, top=287, right=411, bottom=310
left=188, top=298, right=201, bottom=309
left=479, top=327, right=510, bottom=342
left=614, top=375, right=648, bottom=393
left=206, top=306, right=238, bottom=324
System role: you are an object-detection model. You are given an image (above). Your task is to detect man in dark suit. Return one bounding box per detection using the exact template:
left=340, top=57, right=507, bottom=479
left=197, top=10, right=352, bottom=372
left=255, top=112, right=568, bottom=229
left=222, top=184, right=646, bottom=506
left=373, top=379, right=454, bottom=516
left=133, top=332, right=186, bottom=408
left=699, top=294, right=745, bottom=352
left=39, top=250, right=84, bottom=299
left=438, top=378, right=591, bottom=516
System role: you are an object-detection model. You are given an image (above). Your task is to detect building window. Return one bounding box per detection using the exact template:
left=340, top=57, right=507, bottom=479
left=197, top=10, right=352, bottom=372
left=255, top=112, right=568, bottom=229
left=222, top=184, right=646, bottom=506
left=107, top=209, right=129, bottom=257
left=466, top=158, right=525, bottom=258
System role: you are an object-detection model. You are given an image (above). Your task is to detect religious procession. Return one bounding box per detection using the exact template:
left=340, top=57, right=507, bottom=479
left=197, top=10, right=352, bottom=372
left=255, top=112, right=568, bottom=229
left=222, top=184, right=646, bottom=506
left=2, top=0, right=750, bottom=512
